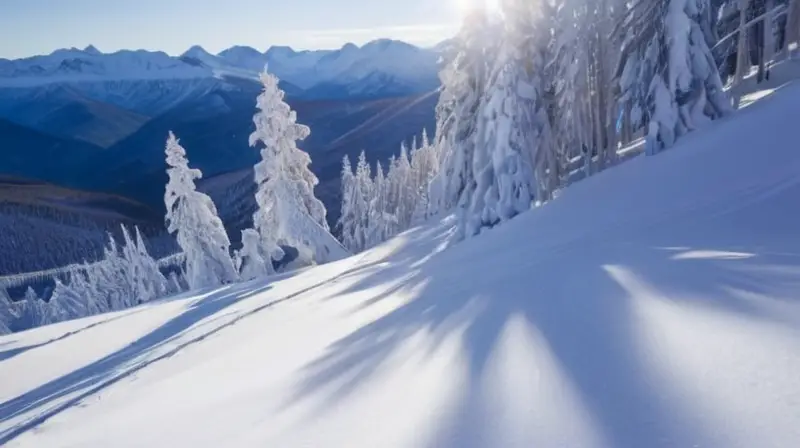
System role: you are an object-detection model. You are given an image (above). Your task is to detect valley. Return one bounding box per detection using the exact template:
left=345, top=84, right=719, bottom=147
left=0, top=41, right=440, bottom=268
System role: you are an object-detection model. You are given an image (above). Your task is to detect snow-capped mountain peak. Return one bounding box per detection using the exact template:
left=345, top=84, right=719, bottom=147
left=0, top=39, right=441, bottom=99
left=218, top=46, right=269, bottom=72
left=181, top=45, right=216, bottom=61
left=83, top=45, right=102, bottom=56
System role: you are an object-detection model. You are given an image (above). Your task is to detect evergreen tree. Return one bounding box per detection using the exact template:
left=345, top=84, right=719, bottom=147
left=351, top=151, right=373, bottom=252
left=250, top=69, right=339, bottom=266
left=235, top=229, right=269, bottom=281
left=367, top=161, right=388, bottom=247
left=22, top=287, right=48, bottom=328
left=616, top=0, right=731, bottom=155
left=120, top=226, right=168, bottom=303
left=48, top=278, right=88, bottom=323
left=165, top=132, right=238, bottom=289
left=0, top=287, right=19, bottom=334
left=429, top=10, right=502, bottom=239
left=337, top=155, right=358, bottom=251
left=166, top=271, right=186, bottom=295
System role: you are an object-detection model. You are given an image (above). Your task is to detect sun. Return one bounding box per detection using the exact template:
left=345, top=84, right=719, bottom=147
left=451, top=0, right=501, bottom=18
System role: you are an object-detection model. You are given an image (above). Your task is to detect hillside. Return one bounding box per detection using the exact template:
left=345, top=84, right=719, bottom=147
left=1, top=77, right=799, bottom=446
left=0, top=177, right=171, bottom=278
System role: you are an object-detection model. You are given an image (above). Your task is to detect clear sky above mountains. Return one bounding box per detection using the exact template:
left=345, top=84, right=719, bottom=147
left=0, top=0, right=480, bottom=58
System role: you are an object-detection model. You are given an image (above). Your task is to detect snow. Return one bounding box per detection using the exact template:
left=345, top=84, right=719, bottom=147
left=3, top=81, right=800, bottom=447
left=0, top=49, right=211, bottom=87
left=0, top=40, right=439, bottom=95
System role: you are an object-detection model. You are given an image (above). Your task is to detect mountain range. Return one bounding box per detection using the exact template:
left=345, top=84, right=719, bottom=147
left=0, top=39, right=441, bottom=271
left=0, top=39, right=439, bottom=100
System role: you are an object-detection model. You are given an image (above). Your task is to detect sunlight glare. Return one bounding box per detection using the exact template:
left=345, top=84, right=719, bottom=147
left=451, top=0, right=502, bottom=18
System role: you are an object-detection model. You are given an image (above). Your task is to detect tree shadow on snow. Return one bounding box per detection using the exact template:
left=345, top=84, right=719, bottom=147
left=0, top=311, right=148, bottom=363
left=0, top=280, right=277, bottom=444
left=284, top=216, right=800, bottom=448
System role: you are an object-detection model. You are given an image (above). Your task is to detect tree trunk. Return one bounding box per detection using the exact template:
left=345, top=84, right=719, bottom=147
left=735, top=0, right=752, bottom=84
left=788, top=0, right=800, bottom=57
left=758, top=0, right=774, bottom=82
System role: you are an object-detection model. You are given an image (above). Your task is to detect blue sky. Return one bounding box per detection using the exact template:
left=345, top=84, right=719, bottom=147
left=0, top=0, right=466, bottom=58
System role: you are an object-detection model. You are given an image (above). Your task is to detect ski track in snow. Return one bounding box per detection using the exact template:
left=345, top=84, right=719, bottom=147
left=2, top=82, right=800, bottom=447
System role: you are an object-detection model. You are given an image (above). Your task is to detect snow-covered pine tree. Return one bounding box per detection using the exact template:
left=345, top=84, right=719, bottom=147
left=250, top=69, right=339, bottom=266
left=130, top=227, right=169, bottom=302
left=165, top=131, right=238, bottom=289
left=235, top=229, right=269, bottom=281
left=391, top=142, right=415, bottom=230
left=22, top=287, right=48, bottom=328
left=166, top=271, right=186, bottom=295
left=407, top=129, right=438, bottom=224
left=47, top=278, right=88, bottom=324
left=453, top=0, right=554, bottom=234
left=367, top=161, right=387, bottom=247
left=337, top=155, right=359, bottom=251
left=616, top=0, right=731, bottom=156
left=94, top=233, right=131, bottom=311
left=351, top=151, right=373, bottom=252
left=0, top=287, right=19, bottom=334
left=429, top=9, right=501, bottom=239
left=70, top=264, right=107, bottom=316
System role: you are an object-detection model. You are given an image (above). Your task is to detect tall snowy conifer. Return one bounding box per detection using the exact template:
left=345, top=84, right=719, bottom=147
left=165, top=132, right=238, bottom=289
left=351, top=151, right=373, bottom=252
left=337, top=155, right=358, bottom=251
left=429, top=10, right=502, bottom=239
left=250, top=69, right=338, bottom=266
left=616, top=0, right=731, bottom=155
left=367, top=161, right=388, bottom=247
left=235, top=228, right=269, bottom=281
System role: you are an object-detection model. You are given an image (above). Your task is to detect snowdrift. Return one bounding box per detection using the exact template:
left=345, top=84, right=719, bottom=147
left=2, top=82, right=800, bottom=447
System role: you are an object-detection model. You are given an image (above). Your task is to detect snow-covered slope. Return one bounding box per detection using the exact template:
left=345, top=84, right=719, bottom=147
left=3, top=82, right=800, bottom=447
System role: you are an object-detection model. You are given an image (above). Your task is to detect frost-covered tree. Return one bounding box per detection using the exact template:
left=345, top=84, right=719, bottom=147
left=429, top=10, right=502, bottom=238
left=616, top=0, right=731, bottom=155
left=406, top=129, right=439, bottom=224
left=250, top=69, right=341, bottom=266
left=337, top=155, right=358, bottom=251
left=367, top=161, right=388, bottom=247
left=48, top=278, right=88, bottom=324
left=22, top=287, right=48, bottom=328
left=385, top=143, right=415, bottom=232
left=235, top=229, right=269, bottom=281
left=93, top=233, right=131, bottom=311
left=68, top=264, right=107, bottom=316
left=0, top=287, right=19, bottom=334
left=165, top=131, right=238, bottom=289
left=350, top=151, right=373, bottom=252
left=166, top=271, right=186, bottom=295
left=119, top=226, right=169, bottom=303
left=450, top=0, right=555, bottom=235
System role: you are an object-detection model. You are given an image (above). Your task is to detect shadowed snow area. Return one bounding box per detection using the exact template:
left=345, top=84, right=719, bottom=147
left=2, top=83, right=800, bottom=447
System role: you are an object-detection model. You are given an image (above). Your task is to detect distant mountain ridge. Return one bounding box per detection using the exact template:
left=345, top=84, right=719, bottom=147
left=0, top=39, right=440, bottom=100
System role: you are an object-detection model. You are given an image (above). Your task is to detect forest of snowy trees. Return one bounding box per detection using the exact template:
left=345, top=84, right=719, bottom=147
left=0, top=69, right=347, bottom=334
left=1, top=0, right=799, bottom=334
left=337, top=0, right=800, bottom=249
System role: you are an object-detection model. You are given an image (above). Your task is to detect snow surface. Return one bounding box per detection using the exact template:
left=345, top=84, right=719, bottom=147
left=2, top=82, right=800, bottom=447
